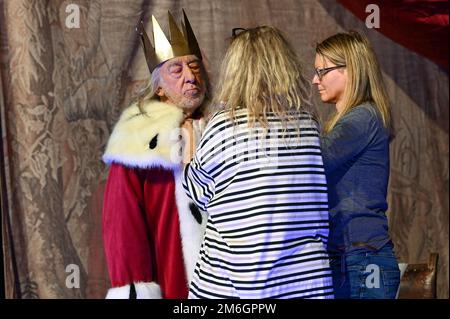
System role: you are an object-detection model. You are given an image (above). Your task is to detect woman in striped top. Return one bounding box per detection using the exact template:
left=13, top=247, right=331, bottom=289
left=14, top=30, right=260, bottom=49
left=182, top=26, right=334, bottom=299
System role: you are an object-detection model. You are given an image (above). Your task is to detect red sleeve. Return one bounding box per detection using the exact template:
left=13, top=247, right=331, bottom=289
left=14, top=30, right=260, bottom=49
left=102, top=163, right=153, bottom=287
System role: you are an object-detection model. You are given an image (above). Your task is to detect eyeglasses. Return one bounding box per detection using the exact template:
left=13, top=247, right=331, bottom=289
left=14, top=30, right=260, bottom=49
left=315, top=65, right=346, bottom=80
left=231, top=27, right=248, bottom=38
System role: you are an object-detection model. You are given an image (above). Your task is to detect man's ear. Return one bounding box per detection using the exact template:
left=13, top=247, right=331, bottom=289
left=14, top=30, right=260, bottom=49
left=155, top=87, right=164, bottom=98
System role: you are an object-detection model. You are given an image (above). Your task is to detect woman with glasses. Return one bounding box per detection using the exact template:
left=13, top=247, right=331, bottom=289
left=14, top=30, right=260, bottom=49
left=182, top=26, right=334, bottom=299
left=312, top=31, right=400, bottom=299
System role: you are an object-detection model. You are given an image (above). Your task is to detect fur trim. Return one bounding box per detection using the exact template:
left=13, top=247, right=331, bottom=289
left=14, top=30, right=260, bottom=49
left=174, top=116, right=207, bottom=284
left=105, top=282, right=162, bottom=299
left=105, top=284, right=130, bottom=299
left=174, top=168, right=208, bottom=285
left=134, top=282, right=162, bottom=299
left=103, top=100, right=185, bottom=169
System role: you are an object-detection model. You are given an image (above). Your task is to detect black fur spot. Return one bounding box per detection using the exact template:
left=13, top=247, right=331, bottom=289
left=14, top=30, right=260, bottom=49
left=129, top=283, right=136, bottom=299
left=149, top=134, right=158, bottom=149
left=189, top=203, right=202, bottom=224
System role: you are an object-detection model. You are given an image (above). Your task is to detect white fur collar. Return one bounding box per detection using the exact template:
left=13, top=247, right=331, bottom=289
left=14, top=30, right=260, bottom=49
left=103, top=100, right=189, bottom=170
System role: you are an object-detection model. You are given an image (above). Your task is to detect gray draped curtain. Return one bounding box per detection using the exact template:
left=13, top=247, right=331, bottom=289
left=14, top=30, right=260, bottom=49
left=0, top=0, right=448, bottom=298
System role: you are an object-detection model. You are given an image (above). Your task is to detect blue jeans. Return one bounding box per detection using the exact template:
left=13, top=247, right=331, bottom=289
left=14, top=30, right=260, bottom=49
left=329, top=243, right=400, bottom=299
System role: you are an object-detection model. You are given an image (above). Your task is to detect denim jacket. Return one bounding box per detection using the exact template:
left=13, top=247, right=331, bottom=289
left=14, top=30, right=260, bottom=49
left=321, top=103, right=391, bottom=254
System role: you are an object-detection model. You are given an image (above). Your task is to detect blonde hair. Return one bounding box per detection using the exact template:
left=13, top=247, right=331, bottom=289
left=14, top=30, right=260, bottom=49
left=214, top=26, right=312, bottom=129
left=316, top=31, right=392, bottom=133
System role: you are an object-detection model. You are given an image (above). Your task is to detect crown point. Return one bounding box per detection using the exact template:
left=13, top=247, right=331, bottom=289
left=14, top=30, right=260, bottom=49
left=139, top=10, right=202, bottom=74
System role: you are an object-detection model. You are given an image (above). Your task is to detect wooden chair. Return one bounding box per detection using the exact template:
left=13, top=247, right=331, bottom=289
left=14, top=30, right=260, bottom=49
left=397, top=253, right=439, bottom=299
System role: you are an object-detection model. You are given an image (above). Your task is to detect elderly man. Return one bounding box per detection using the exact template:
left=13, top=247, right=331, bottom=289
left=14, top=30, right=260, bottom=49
left=101, top=10, right=207, bottom=299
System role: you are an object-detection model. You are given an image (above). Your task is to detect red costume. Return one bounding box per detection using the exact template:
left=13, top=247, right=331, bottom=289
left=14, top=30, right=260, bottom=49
left=102, top=99, right=206, bottom=298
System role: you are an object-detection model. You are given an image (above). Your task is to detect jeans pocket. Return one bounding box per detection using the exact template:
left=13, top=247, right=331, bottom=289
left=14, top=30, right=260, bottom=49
left=360, top=254, right=400, bottom=299
left=382, top=269, right=401, bottom=299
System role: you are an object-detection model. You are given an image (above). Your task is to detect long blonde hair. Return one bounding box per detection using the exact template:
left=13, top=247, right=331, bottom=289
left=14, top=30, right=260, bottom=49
left=214, top=26, right=312, bottom=128
left=316, top=31, right=392, bottom=133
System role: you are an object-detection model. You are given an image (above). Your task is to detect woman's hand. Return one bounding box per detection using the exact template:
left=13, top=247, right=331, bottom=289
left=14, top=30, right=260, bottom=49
left=181, top=118, right=195, bottom=164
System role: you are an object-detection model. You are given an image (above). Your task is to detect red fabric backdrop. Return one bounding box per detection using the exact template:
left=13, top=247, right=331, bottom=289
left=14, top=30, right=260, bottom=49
left=337, top=0, right=449, bottom=69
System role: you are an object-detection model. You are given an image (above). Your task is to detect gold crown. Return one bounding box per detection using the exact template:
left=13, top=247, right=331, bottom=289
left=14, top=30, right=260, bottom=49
left=136, top=9, right=202, bottom=73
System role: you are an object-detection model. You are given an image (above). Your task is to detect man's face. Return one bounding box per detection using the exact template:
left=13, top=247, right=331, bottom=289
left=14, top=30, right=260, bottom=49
left=156, top=55, right=206, bottom=116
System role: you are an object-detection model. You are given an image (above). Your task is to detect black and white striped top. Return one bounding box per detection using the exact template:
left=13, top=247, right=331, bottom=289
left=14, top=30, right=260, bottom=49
left=183, top=108, right=334, bottom=299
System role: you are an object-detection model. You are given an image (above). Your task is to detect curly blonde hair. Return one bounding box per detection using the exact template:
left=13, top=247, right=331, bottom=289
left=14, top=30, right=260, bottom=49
left=214, top=26, right=313, bottom=129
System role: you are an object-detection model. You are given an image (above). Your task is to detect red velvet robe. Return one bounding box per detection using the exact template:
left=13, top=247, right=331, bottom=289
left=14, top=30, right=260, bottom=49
left=103, top=165, right=188, bottom=298
left=102, top=100, right=206, bottom=298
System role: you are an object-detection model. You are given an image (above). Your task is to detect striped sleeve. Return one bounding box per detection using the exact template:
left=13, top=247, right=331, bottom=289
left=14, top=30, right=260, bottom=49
left=182, top=114, right=223, bottom=210
left=183, top=158, right=215, bottom=211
